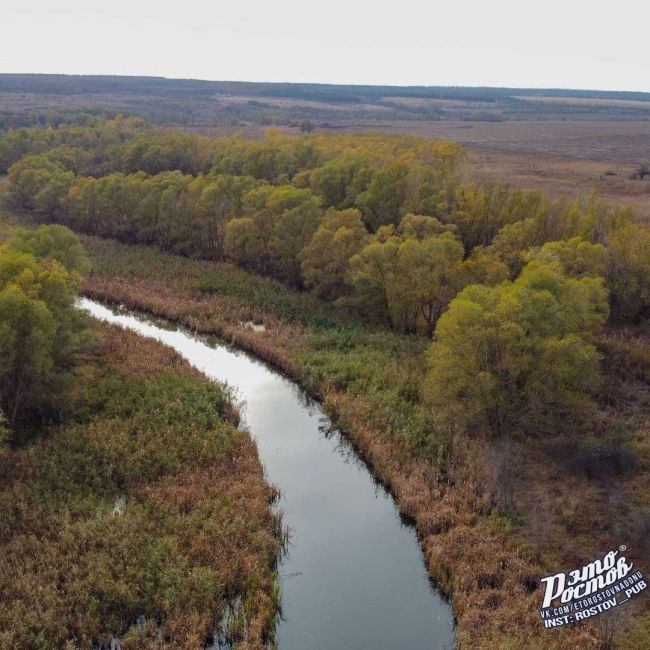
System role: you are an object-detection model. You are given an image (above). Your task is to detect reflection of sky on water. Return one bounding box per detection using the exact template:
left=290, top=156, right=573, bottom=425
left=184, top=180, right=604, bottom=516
left=80, top=298, right=455, bottom=650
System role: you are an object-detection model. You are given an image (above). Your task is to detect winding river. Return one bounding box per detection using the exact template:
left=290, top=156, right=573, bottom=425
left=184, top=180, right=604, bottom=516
left=80, top=298, right=455, bottom=650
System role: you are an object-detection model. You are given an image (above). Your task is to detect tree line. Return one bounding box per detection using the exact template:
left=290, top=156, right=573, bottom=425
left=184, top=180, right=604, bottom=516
left=4, top=125, right=650, bottom=434
left=6, top=128, right=648, bottom=330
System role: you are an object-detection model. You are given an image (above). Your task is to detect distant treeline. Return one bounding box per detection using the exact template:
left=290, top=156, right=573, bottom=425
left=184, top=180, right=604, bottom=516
left=0, top=109, right=127, bottom=130
left=2, top=74, right=650, bottom=104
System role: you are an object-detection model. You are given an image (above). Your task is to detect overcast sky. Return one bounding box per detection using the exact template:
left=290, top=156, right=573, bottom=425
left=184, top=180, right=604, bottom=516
left=2, top=1, right=647, bottom=92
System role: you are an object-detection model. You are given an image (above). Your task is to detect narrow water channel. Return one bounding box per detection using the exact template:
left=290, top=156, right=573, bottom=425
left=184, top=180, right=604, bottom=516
left=80, top=298, right=455, bottom=650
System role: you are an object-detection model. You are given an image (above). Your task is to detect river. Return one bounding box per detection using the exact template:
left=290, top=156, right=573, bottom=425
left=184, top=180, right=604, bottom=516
left=80, top=298, right=455, bottom=650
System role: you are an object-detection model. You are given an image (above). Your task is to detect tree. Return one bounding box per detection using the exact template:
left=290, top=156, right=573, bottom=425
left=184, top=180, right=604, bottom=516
left=347, top=220, right=465, bottom=334
left=524, top=237, right=607, bottom=279
left=309, top=157, right=363, bottom=209
left=425, top=261, right=608, bottom=434
left=356, top=161, right=410, bottom=230
left=0, top=232, right=91, bottom=426
left=395, top=232, right=465, bottom=335
left=34, top=169, right=76, bottom=218
left=7, top=154, right=61, bottom=210
left=347, top=236, right=401, bottom=328
left=269, top=199, right=321, bottom=287
left=300, top=208, right=369, bottom=299
left=606, top=224, right=650, bottom=323
left=455, top=247, right=509, bottom=288
left=395, top=213, right=453, bottom=240
left=299, top=119, right=315, bottom=133
left=225, top=217, right=267, bottom=271
left=448, top=184, right=551, bottom=252
left=8, top=224, right=89, bottom=276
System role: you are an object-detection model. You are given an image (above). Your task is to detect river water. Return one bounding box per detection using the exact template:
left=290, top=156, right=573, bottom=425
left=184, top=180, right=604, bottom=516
left=80, top=298, right=455, bottom=650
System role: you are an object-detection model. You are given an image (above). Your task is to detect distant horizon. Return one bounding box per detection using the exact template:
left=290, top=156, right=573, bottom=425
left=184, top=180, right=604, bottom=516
left=3, top=1, right=647, bottom=94
left=1, top=72, right=648, bottom=97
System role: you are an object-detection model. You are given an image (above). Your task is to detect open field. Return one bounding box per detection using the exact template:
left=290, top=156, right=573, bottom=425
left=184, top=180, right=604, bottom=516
left=469, top=149, right=650, bottom=223
left=2, top=74, right=650, bottom=125
left=340, top=119, right=650, bottom=162
left=315, top=120, right=650, bottom=222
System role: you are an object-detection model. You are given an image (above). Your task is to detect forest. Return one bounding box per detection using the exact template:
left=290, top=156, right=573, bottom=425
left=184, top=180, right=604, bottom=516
left=3, top=122, right=649, bottom=420
left=1, top=116, right=649, bottom=648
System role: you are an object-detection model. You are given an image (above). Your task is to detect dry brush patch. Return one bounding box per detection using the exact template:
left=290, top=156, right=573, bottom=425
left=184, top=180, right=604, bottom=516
left=0, top=322, right=282, bottom=650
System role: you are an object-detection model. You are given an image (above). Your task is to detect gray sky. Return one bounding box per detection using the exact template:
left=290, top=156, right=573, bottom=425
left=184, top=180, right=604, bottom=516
left=2, top=0, right=647, bottom=91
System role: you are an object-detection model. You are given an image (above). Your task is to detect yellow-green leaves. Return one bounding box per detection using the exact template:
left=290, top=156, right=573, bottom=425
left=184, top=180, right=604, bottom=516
left=524, top=236, right=607, bottom=278
left=425, top=261, right=608, bottom=434
left=347, top=219, right=465, bottom=334
left=0, top=226, right=90, bottom=426
left=300, top=208, right=369, bottom=299
left=606, top=224, right=650, bottom=323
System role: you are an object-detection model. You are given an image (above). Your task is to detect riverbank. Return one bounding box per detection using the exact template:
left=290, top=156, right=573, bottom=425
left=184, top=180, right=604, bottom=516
left=78, top=235, right=650, bottom=649
left=0, top=320, right=282, bottom=649
left=82, top=298, right=456, bottom=649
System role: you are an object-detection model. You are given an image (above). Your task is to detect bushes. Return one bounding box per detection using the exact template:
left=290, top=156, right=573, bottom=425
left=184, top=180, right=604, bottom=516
left=548, top=429, right=636, bottom=480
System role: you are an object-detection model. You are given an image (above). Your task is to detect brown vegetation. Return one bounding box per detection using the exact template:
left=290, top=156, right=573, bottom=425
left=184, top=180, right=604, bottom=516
left=0, top=319, right=282, bottom=649
left=79, top=236, right=650, bottom=649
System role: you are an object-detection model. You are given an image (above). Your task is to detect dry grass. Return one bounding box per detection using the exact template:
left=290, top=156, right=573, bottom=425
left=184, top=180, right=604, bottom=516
left=77, top=237, right=650, bottom=649
left=0, top=322, right=282, bottom=649
left=468, top=149, right=650, bottom=225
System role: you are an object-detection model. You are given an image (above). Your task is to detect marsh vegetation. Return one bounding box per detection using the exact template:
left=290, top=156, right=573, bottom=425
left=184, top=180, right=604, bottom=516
left=1, top=115, right=649, bottom=648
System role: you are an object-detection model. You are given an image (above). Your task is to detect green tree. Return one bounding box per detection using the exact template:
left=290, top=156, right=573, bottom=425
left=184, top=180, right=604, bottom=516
left=606, top=224, right=650, bottom=323
left=425, top=261, right=608, bottom=434
left=395, top=213, right=453, bottom=240
left=356, top=161, right=409, bottom=230
left=347, top=222, right=465, bottom=333
left=309, top=157, right=363, bottom=209
left=524, top=237, right=607, bottom=278
left=269, top=199, right=321, bottom=286
left=300, top=208, right=369, bottom=299
left=8, top=224, right=89, bottom=276
left=455, top=247, right=509, bottom=288
left=7, top=154, right=61, bottom=210
left=225, top=217, right=267, bottom=271
left=0, top=228, right=91, bottom=426
left=395, top=232, right=465, bottom=335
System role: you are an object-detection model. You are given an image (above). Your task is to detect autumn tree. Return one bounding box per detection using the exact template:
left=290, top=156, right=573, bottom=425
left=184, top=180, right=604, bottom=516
left=425, top=261, right=609, bottom=434
left=524, top=237, right=607, bottom=279
left=605, top=224, right=650, bottom=323
left=300, top=208, right=369, bottom=299
left=0, top=226, right=91, bottom=426
left=356, top=161, right=410, bottom=230
left=347, top=218, right=465, bottom=333
left=7, top=155, right=63, bottom=210
left=309, top=157, right=365, bottom=209
left=7, top=224, right=89, bottom=275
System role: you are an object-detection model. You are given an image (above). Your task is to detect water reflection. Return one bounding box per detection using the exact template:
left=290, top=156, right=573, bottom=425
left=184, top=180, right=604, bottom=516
left=80, top=298, right=455, bottom=650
